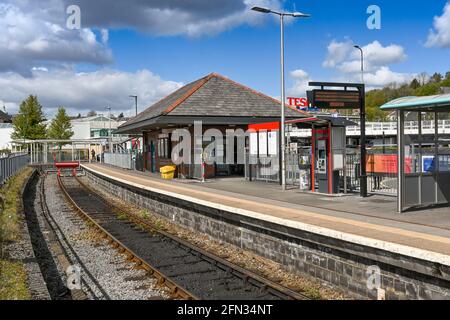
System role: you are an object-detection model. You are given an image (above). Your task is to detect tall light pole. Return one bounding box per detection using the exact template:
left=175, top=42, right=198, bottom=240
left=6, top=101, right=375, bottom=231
left=251, top=6, right=310, bottom=190
left=354, top=45, right=367, bottom=197
left=129, top=95, right=138, bottom=116
left=354, top=45, right=364, bottom=84
left=106, top=106, right=112, bottom=153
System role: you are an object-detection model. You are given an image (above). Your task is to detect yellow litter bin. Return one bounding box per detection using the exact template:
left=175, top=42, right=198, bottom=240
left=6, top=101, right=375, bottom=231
left=160, top=165, right=176, bottom=180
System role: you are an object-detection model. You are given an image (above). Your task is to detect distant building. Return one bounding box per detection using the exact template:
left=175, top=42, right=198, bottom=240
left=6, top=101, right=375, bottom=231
left=0, top=123, right=13, bottom=149
left=0, top=110, right=12, bottom=123
left=70, top=115, right=127, bottom=140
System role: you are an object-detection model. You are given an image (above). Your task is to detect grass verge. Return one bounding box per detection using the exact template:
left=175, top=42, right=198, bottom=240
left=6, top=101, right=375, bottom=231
left=0, top=167, right=33, bottom=300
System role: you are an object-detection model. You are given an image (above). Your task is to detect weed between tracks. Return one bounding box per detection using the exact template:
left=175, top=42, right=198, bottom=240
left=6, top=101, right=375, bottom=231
left=0, top=167, right=33, bottom=300
left=83, top=177, right=350, bottom=300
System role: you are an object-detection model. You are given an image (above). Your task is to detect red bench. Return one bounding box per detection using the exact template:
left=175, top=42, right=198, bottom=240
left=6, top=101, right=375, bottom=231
left=55, top=162, right=80, bottom=177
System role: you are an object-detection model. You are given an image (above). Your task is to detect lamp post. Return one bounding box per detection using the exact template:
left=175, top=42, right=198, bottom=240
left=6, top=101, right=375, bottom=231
left=129, top=95, right=138, bottom=116
left=354, top=45, right=364, bottom=84
left=251, top=6, right=310, bottom=190
left=354, top=45, right=367, bottom=197
left=106, top=106, right=112, bottom=153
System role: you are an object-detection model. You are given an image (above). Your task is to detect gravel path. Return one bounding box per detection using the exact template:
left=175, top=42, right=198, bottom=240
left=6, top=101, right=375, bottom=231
left=42, top=173, right=169, bottom=300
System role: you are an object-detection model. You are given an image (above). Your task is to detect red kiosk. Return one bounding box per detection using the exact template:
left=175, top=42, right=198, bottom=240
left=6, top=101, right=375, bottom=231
left=247, top=115, right=354, bottom=194
left=287, top=115, right=355, bottom=194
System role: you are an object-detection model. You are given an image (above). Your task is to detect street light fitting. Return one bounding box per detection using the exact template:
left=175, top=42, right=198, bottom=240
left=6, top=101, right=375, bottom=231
left=353, top=45, right=364, bottom=84
left=252, top=6, right=310, bottom=18
left=251, top=6, right=271, bottom=13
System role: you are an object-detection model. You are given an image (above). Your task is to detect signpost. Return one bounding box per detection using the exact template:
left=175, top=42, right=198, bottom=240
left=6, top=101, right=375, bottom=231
left=308, top=82, right=367, bottom=197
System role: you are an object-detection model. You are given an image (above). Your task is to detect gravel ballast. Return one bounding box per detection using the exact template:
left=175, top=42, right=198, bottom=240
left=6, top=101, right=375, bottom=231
left=37, top=173, right=169, bottom=300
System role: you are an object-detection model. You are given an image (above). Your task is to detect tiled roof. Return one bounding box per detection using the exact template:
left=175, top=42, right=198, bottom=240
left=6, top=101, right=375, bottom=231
left=119, top=73, right=306, bottom=130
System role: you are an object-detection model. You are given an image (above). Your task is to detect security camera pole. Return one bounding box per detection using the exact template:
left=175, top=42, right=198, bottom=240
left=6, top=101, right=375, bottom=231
left=251, top=6, right=310, bottom=190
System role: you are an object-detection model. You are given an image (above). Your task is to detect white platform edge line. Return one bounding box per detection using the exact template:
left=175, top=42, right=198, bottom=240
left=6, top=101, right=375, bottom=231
left=82, top=165, right=450, bottom=266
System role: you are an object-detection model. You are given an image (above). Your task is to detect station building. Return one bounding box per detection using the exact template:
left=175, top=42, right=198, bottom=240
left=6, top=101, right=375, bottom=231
left=115, top=73, right=307, bottom=178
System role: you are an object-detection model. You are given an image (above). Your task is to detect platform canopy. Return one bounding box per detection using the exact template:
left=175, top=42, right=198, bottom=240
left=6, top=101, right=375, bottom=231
left=380, top=93, right=450, bottom=112
left=286, top=115, right=356, bottom=128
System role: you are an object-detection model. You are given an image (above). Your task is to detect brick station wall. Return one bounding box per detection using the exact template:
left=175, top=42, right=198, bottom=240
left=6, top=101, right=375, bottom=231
left=85, top=169, right=450, bottom=300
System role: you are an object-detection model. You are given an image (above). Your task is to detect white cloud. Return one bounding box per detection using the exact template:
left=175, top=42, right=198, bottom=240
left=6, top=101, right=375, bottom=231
left=323, top=39, right=411, bottom=88
left=59, top=0, right=283, bottom=37
left=288, top=69, right=312, bottom=97
left=0, top=0, right=284, bottom=74
left=0, top=69, right=182, bottom=117
left=354, top=41, right=406, bottom=67
left=425, top=2, right=450, bottom=48
left=322, top=40, right=354, bottom=68
left=362, top=67, right=412, bottom=87
left=0, top=2, right=112, bottom=75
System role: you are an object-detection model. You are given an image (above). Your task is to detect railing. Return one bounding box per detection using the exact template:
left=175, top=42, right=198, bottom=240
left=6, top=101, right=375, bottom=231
left=0, top=153, right=30, bottom=186
left=290, top=120, right=450, bottom=138
left=104, top=152, right=133, bottom=170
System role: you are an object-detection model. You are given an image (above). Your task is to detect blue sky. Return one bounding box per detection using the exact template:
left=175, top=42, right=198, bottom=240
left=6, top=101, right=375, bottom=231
left=1, top=0, right=450, bottom=116
left=101, top=0, right=450, bottom=96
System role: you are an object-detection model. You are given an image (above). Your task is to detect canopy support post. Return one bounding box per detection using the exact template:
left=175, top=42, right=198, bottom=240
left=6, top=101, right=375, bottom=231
left=397, top=110, right=405, bottom=213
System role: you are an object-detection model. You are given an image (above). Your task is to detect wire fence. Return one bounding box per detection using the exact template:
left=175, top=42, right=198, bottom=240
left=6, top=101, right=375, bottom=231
left=0, top=153, right=30, bottom=186
left=104, top=152, right=144, bottom=171
left=245, top=148, right=399, bottom=195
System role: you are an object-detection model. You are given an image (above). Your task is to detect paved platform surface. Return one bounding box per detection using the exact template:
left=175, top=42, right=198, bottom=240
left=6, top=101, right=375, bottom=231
left=81, top=163, right=450, bottom=263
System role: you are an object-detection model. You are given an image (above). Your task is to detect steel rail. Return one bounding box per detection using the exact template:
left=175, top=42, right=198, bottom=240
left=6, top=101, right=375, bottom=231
left=57, top=175, right=198, bottom=300
left=74, top=176, right=309, bottom=300
left=38, top=172, right=110, bottom=300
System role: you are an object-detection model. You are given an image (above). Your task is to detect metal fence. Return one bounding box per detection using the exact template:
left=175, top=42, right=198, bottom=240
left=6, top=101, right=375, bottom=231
left=244, top=152, right=309, bottom=187
left=245, top=148, right=398, bottom=195
left=345, top=150, right=398, bottom=195
left=104, top=152, right=133, bottom=170
left=104, top=152, right=144, bottom=171
left=245, top=154, right=280, bottom=182
left=0, top=153, right=30, bottom=186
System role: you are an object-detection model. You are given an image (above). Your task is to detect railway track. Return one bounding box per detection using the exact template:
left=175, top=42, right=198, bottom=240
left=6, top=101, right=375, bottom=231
left=57, top=175, right=309, bottom=300
left=37, top=172, right=111, bottom=299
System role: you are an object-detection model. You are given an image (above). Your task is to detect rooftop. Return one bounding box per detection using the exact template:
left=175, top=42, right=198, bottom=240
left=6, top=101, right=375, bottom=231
left=0, top=110, right=12, bottom=123
left=380, top=93, right=450, bottom=112
left=117, top=73, right=307, bottom=133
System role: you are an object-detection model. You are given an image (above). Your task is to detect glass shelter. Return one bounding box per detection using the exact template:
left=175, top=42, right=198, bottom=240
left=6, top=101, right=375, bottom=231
left=381, top=94, right=450, bottom=212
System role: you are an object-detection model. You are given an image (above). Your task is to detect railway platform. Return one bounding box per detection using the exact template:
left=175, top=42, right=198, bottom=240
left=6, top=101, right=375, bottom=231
left=80, top=163, right=450, bottom=299
left=81, top=163, right=450, bottom=259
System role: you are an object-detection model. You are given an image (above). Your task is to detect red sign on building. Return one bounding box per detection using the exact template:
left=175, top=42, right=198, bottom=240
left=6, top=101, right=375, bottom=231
left=287, top=97, right=309, bottom=108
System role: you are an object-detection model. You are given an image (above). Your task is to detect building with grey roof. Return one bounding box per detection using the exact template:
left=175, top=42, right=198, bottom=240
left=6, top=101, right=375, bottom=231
left=116, top=73, right=307, bottom=178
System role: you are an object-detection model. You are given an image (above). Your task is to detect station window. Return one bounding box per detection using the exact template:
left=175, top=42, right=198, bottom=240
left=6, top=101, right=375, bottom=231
left=158, top=134, right=171, bottom=159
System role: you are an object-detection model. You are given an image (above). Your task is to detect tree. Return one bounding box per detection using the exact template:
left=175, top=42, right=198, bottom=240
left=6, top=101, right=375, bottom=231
left=365, top=89, right=389, bottom=121
left=117, top=112, right=124, bottom=119
left=430, top=72, right=443, bottom=83
left=417, top=72, right=428, bottom=86
left=441, top=78, right=450, bottom=87
left=409, top=78, right=421, bottom=90
left=87, top=110, right=97, bottom=117
left=11, top=95, right=47, bottom=140
left=47, top=107, right=74, bottom=141
left=76, top=113, right=81, bottom=118
left=445, top=72, right=450, bottom=80
left=414, top=82, right=440, bottom=96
